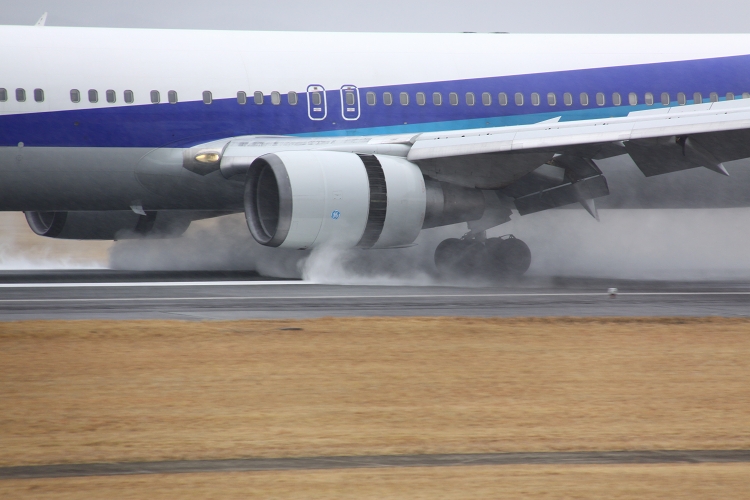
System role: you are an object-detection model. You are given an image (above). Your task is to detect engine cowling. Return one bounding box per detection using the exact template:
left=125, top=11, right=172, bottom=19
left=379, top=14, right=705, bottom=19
left=245, top=152, right=428, bottom=249
left=25, top=211, right=192, bottom=240
left=244, top=151, right=493, bottom=250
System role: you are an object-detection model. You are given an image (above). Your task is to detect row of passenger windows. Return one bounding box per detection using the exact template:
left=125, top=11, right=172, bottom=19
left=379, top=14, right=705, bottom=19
left=0, top=88, right=297, bottom=105
left=1, top=87, right=749, bottom=107
left=362, top=90, right=750, bottom=107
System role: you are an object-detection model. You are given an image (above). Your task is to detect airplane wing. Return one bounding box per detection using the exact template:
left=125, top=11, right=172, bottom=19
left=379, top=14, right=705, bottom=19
left=409, top=98, right=750, bottom=162
left=406, top=98, right=750, bottom=216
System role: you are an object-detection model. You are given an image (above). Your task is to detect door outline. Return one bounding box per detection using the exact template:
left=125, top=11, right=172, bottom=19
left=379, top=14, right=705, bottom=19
left=340, top=85, right=361, bottom=121
left=307, top=84, right=327, bottom=121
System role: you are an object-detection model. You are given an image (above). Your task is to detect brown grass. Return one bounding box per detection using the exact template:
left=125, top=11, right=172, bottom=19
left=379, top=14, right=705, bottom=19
left=2, top=463, right=750, bottom=500
left=1, top=317, right=750, bottom=468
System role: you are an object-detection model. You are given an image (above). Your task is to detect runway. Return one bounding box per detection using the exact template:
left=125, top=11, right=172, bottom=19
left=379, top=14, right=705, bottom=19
left=2, top=450, right=749, bottom=479
left=2, top=270, right=750, bottom=320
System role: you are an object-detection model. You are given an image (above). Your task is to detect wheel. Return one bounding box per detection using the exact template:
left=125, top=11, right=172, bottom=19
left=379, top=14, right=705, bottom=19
left=434, top=238, right=486, bottom=275
left=484, top=236, right=531, bottom=277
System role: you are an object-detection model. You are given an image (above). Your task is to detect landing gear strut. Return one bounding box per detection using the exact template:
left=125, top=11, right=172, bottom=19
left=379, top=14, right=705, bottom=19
left=434, top=233, right=531, bottom=279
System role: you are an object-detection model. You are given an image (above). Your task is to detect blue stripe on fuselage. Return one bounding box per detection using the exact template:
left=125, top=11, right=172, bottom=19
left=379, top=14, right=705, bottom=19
left=0, top=54, right=748, bottom=148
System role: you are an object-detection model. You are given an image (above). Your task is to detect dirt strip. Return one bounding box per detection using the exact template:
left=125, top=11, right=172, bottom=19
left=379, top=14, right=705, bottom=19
left=2, top=450, right=750, bottom=480
left=2, top=463, right=750, bottom=500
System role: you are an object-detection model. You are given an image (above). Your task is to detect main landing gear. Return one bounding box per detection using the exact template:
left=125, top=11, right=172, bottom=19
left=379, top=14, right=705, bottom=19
left=434, top=232, right=531, bottom=279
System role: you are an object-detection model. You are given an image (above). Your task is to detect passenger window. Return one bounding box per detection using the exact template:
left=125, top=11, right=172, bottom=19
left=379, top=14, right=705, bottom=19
left=482, top=92, right=491, bottom=106
left=580, top=92, right=589, bottom=106
left=0, top=88, right=6, bottom=102
left=345, top=91, right=355, bottom=105
left=449, top=92, right=459, bottom=105
left=106, top=89, right=116, bottom=103
left=547, top=92, right=556, bottom=106
left=237, top=91, right=246, bottom=105
left=89, top=89, right=99, bottom=103
left=677, top=92, right=686, bottom=105
left=366, top=91, right=376, bottom=105
left=124, top=90, right=134, bottom=104
left=726, top=92, right=735, bottom=100
left=515, top=92, right=524, bottom=106
left=709, top=92, right=718, bottom=103
left=272, top=91, right=281, bottom=105
left=287, top=91, right=298, bottom=105
left=693, top=92, right=702, bottom=104
left=612, top=92, right=621, bottom=106
left=645, top=92, right=654, bottom=105
left=383, top=92, right=393, bottom=105
left=203, top=91, right=213, bottom=104
left=34, top=88, right=44, bottom=103
left=531, top=93, right=540, bottom=106
left=150, top=90, right=160, bottom=104
left=465, top=92, right=475, bottom=106
left=661, top=92, right=670, bottom=105
left=563, top=92, right=572, bottom=106
left=400, top=92, right=409, bottom=105
left=432, top=92, right=442, bottom=105
left=498, top=92, right=508, bottom=106
left=254, top=91, right=264, bottom=105
left=596, top=92, right=605, bottom=106
left=743, top=92, right=750, bottom=99
left=168, top=90, right=178, bottom=104
left=628, top=92, right=637, bottom=106
left=416, top=92, right=426, bottom=106
left=16, top=88, right=26, bottom=102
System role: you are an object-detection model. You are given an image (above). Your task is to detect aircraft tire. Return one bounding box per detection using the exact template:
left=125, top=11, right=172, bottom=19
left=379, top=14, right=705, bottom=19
left=484, top=236, right=532, bottom=277
left=434, top=238, right=485, bottom=275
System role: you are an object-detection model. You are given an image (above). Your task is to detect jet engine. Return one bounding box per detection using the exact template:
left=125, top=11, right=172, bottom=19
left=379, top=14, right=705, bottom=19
left=25, top=210, right=193, bottom=240
left=244, top=151, right=488, bottom=249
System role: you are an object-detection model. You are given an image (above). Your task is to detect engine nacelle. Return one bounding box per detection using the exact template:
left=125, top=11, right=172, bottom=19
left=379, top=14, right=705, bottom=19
left=25, top=211, right=192, bottom=240
left=245, top=152, right=428, bottom=249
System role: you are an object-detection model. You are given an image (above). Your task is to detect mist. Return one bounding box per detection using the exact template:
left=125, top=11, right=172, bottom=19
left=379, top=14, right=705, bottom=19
left=0, top=251, right=105, bottom=270
left=107, top=208, right=750, bottom=283
left=109, top=214, right=305, bottom=278
left=108, top=213, right=464, bottom=282
left=0, top=212, right=109, bottom=270
left=501, top=207, right=750, bottom=280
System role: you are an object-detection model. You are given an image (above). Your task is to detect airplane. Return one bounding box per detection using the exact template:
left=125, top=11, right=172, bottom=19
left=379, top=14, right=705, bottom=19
left=2, top=21, right=750, bottom=277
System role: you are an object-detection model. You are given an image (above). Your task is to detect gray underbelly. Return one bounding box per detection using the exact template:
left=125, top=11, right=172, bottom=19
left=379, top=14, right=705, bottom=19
left=0, top=146, right=243, bottom=211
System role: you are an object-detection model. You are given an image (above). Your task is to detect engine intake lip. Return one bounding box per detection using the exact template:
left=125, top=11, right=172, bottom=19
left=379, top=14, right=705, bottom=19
left=25, top=211, right=67, bottom=237
left=245, top=154, right=293, bottom=247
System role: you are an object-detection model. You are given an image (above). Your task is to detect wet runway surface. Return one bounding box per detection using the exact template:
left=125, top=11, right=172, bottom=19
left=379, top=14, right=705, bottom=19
left=2, top=450, right=749, bottom=479
left=2, top=270, right=750, bottom=320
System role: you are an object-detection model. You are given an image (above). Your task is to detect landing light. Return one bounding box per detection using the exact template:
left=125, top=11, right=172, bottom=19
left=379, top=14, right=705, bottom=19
left=195, top=152, right=221, bottom=163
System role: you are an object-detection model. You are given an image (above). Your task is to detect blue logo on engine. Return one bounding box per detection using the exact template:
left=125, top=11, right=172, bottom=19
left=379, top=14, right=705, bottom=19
left=331, top=210, right=341, bottom=220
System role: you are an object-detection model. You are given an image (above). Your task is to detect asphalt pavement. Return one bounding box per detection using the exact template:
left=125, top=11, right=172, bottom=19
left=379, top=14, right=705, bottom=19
left=1, top=270, right=750, bottom=320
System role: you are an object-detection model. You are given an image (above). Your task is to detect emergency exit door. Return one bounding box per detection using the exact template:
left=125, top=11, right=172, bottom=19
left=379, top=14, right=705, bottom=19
left=307, top=85, right=327, bottom=120
left=340, top=85, right=360, bottom=120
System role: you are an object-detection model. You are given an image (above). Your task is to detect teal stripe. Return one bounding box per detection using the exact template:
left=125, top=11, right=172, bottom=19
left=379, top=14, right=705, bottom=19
left=294, top=98, right=732, bottom=138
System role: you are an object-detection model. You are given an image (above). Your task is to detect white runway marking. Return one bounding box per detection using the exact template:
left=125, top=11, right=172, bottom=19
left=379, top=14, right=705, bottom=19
left=1, top=291, right=750, bottom=303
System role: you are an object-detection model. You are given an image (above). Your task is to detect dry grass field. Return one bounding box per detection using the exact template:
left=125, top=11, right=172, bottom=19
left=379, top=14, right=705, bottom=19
left=2, top=317, right=749, bottom=464
left=1, top=316, right=749, bottom=497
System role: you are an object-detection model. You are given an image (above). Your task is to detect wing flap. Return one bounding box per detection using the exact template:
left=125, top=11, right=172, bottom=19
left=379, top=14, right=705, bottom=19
left=513, top=175, right=610, bottom=216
